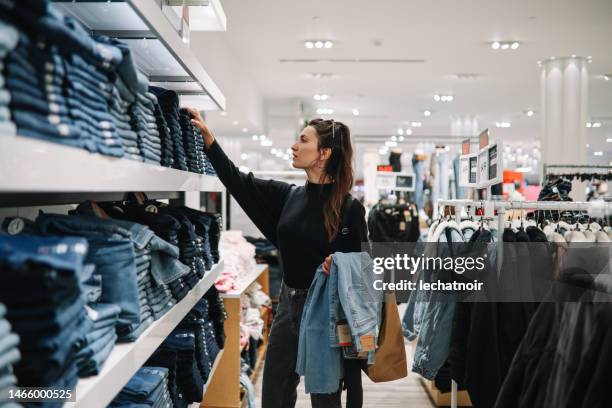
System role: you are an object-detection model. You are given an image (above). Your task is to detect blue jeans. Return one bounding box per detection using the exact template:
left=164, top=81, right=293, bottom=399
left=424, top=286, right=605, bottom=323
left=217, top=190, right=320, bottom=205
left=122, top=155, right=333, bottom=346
left=35, top=214, right=141, bottom=334
left=412, top=156, right=425, bottom=210
left=0, top=20, right=18, bottom=51
left=110, top=366, right=168, bottom=405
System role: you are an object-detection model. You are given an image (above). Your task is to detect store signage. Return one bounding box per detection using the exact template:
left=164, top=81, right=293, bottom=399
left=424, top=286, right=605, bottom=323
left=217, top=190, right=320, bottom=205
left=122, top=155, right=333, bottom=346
left=478, top=129, right=489, bottom=149
left=377, top=165, right=394, bottom=172
left=461, top=138, right=471, bottom=155
left=376, top=172, right=415, bottom=191
left=459, top=152, right=478, bottom=187
left=477, top=142, right=503, bottom=188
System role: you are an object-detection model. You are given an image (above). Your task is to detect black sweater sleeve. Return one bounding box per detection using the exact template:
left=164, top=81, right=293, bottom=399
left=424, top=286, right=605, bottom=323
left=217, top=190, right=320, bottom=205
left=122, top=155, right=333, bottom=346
left=339, top=199, right=370, bottom=253
left=206, top=140, right=292, bottom=246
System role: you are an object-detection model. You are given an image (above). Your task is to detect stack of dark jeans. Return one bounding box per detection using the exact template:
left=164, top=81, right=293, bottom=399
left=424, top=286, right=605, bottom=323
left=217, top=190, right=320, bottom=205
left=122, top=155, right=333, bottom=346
left=150, top=86, right=188, bottom=171
left=35, top=214, right=141, bottom=341
left=0, top=303, right=20, bottom=405
left=97, top=202, right=193, bottom=302
left=109, top=366, right=172, bottom=407
left=152, top=97, right=174, bottom=167
left=74, top=202, right=189, bottom=324
left=163, top=329, right=204, bottom=404
left=0, top=235, right=93, bottom=394
left=75, top=303, right=120, bottom=376
left=110, top=79, right=141, bottom=162
left=131, top=87, right=162, bottom=165
left=0, top=20, right=18, bottom=137
left=178, top=108, right=205, bottom=174
left=144, top=347, right=186, bottom=408
left=2, top=4, right=126, bottom=157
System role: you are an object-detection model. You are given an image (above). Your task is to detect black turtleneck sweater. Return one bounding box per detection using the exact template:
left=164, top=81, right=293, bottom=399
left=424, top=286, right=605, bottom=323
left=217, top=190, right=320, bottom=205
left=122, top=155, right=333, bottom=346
left=206, top=140, right=368, bottom=289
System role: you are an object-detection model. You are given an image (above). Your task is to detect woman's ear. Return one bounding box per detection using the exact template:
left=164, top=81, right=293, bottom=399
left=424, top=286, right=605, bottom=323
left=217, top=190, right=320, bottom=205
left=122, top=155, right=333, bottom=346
left=319, top=147, right=332, bottom=161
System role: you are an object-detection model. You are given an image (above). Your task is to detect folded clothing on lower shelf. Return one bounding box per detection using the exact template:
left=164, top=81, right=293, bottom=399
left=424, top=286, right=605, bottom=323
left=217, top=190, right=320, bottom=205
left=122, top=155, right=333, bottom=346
left=109, top=366, right=171, bottom=408
left=0, top=235, right=91, bottom=398
left=117, top=287, right=227, bottom=407
left=0, top=303, right=21, bottom=406
left=215, top=231, right=257, bottom=292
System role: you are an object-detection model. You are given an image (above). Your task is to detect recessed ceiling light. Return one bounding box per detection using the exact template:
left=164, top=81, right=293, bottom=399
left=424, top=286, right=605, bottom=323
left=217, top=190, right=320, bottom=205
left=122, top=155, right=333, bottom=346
left=495, top=121, right=511, bottom=128
left=398, top=135, right=405, bottom=142
left=391, top=136, right=397, bottom=142
left=606, top=138, right=612, bottom=143
left=397, top=128, right=404, bottom=135
left=232, top=120, right=239, bottom=126
left=305, top=41, right=314, bottom=49
left=604, top=75, right=610, bottom=81
left=424, top=110, right=432, bottom=116
left=252, top=135, right=258, bottom=141
left=501, top=43, right=510, bottom=50
left=242, top=127, right=249, bottom=133
left=586, top=144, right=590, bottom=148
left=411, top=121, right=422, bottom=127
left=314, top=41, right=324, bottom=49
left=385, top=141, right=398, bottom=147
left=434, top=94, right=441, bottom=101
left=491, top=41, right=500, bottom=50
left=259, top=135, right=266, bottom=140
left=593, top=151, right=603, bottom=156
left=434, top=94, right=453, bottom=102
left=324, top=41, right=334, bottom=49
left=261, top=139, right=273, bottom=147
left=525, top=110, right=535, bottom=117
left=593, top=122, right=602, bottom=128
left=511, top=42, right=520, bottom=50
left=405, top=128, right=413, bottom=135
left=352, top=108, right=360, bottom=116
left=316, top=108, right=334, bottom=115
left=220, top=111, right=227, bottom=116
left=586, top=122, right=592, bottom=128
left=240, top=153, right=248, bottom=160
left=271, top=148, right=277, bottom=154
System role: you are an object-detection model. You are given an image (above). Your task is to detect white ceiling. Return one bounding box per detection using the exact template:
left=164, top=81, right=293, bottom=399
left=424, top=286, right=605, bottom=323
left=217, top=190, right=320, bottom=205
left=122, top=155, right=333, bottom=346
left=195, top=0, right=612, bottom=161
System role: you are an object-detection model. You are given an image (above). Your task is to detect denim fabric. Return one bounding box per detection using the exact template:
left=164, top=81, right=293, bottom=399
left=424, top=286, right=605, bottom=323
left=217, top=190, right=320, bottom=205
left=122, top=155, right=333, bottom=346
left=12, top=109, right=82, bottom=139
left=411, top=223, right=464, bottom=379
left=36, top=214, right=140, bottom=333
left=296, top=270, right=343, bottom=394
left=42, top=13, right=122, bottom=71
left=87, top=302, right=122, bottom=327
left=93, top=34, right=141, bottom=94
left=412, top=156, right=425, bottom=210
left=77, top=330, right=117, bottom=376
left=432, top=151, right=450, bottom=216
left=452, top=154, right=467, bottom=199
left=163, top=331, right=203, bottom=403
left=0, top=20, right=18, bottom=51
left=110, top=366, right=168, bottom=406
left=150, top=86, right=188, bottom=171
left=76, top=325, right=116, bottom=362
left=328, top=252, right=382, bottom=356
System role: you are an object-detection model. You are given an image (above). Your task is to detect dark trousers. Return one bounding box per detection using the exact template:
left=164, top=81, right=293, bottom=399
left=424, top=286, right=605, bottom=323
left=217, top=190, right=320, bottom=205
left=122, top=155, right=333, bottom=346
left=261, top=283, right=363, bottom=408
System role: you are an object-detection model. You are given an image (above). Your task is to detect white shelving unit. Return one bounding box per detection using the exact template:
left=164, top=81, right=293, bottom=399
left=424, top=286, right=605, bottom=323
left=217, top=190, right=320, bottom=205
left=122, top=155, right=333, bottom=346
left=221, top=264, right=269, bottom=299
left=54, top=0, right=226, bottom=110
left=65, top=261, right=224, bottom=408
left=0, top=137, right=224, bottom=193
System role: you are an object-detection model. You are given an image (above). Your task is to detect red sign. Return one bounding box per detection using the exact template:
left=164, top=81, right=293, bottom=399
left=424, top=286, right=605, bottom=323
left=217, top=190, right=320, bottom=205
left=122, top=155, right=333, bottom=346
left=479, top=129, right=489, bottom=149
left=461, top=139, right=471, bottom=155
left=377, top=165, right=393, bottom=172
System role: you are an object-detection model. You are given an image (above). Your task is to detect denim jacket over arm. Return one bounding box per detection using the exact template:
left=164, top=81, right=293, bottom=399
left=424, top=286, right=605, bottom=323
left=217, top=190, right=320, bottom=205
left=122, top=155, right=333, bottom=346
left=297, top=251, right=382, bottom=394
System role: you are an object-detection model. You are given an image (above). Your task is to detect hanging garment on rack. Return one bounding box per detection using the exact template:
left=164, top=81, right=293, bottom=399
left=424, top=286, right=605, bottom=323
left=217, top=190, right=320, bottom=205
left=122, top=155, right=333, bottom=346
left=412, top=154, right=426, bottom=211
left=431, top=149, right=450, bottom=210
left=368, top=202, right=420, bottom=242
left=407, top=221, right=464, bottom=380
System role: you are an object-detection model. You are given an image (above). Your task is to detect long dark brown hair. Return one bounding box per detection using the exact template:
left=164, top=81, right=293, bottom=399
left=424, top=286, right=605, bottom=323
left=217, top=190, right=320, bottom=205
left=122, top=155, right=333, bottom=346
left=308, top=118, right=354, bottom=242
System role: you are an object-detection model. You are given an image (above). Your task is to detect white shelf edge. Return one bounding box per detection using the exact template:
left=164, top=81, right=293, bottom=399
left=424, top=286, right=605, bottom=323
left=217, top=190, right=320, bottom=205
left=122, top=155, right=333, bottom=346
left=66, top=260, right=224, bottom=408
left=129, top=0, right=226, bottom=110
left=201, top=346, right=224, bottom=397
left=0, top=136, right=224, bottom=193
left=221, top=263, right=269, bottom=299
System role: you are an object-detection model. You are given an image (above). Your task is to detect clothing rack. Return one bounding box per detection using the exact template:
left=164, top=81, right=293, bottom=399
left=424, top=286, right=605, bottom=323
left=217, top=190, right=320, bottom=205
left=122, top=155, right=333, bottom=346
left=435, top=198, right=611, bottom=408
left=542, top=164, right=612, bottom=183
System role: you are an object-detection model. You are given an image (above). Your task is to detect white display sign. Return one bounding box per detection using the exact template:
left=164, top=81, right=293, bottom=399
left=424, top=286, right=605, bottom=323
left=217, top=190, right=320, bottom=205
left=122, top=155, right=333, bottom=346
left=477, top=142, right=503, bottom=188
left=459, top=153, right=479, bottom=187
left=376, top=172, right=415, bottom=191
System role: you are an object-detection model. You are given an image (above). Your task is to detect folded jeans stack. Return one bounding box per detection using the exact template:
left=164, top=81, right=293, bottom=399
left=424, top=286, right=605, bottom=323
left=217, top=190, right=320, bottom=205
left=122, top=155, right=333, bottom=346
left=75, top=303, right=120, bottom=376
left=109, top=366, right=172, bottom=408
left=2, top=5, right=126, bottom=157
left=0, top=303, right=20, bottom=405
left=151, top=95, right=174, bottom=167
left=162, top=330, right=204, bottom=404
left=178, top=108, right=205, bottom=174
left=74, top=201, right=189, bottom=324
left=35, top=214, right=141, bottom=339
left=0, top=235, right=93, bottom=397
left=131, top=86, right=163, bottom=165
left=150, top=86, right=188, bottom=171
left=0, top=20, right=18, bottom=137
left=144, top=348, right=186, bottom=408
left=109, top=80, right=142, bottom=162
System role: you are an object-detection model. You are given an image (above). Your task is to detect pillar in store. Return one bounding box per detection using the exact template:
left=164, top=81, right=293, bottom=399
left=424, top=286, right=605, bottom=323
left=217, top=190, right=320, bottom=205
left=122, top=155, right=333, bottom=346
left=540, top=56, right=589, bottom=199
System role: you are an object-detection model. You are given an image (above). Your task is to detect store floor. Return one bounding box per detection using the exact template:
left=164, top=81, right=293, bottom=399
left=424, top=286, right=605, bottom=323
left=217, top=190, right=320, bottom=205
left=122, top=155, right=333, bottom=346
left=253, top=341, right=434, bottom=408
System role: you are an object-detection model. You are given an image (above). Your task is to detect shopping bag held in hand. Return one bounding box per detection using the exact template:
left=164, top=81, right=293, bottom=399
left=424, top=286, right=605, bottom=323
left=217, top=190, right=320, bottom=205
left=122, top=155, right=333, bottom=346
left=366, top=292, right=408, bottom=382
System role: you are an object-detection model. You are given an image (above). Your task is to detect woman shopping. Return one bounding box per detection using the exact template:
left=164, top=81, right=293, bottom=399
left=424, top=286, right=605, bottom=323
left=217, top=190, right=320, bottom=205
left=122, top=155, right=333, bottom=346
left=188, top=108, right=368, bottom=408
